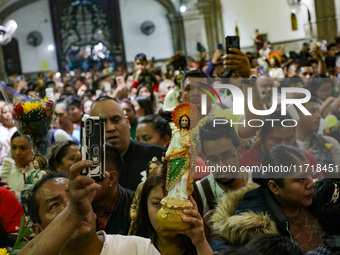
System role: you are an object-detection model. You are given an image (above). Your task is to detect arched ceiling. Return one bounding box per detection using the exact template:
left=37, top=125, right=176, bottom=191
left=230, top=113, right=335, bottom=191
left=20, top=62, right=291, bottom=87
left=0, top=0, right=181, bottom=21
left=0, top=0, right=40, bottom=20
left=0, top=0, right=14, bottom=15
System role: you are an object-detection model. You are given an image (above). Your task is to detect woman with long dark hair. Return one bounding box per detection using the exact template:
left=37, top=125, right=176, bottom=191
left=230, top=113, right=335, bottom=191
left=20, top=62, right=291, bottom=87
left=0, top=131, right=33, bottom=199
left=136, top=115, right=171, bottom=148
left=134, top=169, right=214, bottom=255
left=137, top=83, right=156, bottom=110
left=132, top=96, right=154, bottom=121
left=213, top=144, right=323, bottom=253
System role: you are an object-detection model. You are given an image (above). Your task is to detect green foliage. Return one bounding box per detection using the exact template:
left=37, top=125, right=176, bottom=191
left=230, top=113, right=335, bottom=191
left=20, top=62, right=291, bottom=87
left=9, top=216, right=34, bottom=254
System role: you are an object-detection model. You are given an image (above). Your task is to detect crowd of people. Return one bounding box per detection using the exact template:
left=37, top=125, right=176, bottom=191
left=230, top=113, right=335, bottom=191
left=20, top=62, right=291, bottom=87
left=0, top=34, right=340, bottom=255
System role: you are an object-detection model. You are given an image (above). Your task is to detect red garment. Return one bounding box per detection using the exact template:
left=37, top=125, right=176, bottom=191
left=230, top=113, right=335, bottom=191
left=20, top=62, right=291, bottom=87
left=240, top=141, right=263, bottom=167
left=132, top=80, right=140, bottom=88
left=240, top=141, right=323, bottom=178
left=0, top=187, right=24, bottom=233
left=153, top=81, right=160, bottom=92
left=132, top=79, right=159, bottom=92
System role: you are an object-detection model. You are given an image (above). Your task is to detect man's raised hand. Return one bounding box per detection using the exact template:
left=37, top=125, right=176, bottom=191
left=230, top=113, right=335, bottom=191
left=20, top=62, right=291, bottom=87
left=68, top=152, right=101, bottom=217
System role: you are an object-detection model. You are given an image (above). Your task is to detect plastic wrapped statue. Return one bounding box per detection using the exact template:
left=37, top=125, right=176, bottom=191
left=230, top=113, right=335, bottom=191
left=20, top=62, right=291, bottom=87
left=0, top=81, right=55, bottom=156
left=26, top=155, right=47, bottom=184
left=22, top=154, right=47, bottom=214
left=157, top=103, right=199, bottom=230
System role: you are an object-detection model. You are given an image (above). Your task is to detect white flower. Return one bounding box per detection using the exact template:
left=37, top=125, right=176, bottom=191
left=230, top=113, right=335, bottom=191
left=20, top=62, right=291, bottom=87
left=140, top=170, right=147, bottom=182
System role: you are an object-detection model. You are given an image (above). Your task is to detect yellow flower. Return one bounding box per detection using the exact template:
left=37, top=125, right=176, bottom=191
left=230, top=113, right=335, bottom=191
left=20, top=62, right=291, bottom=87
left=325, top=143, right=333, bottom=150
left=0, top=248, right=9, bottom=255
left=39, top=98, right=49, bottom=106
left=23, top=101, right=32, bottom=113
left=31, top=101, right=41, bottom=110
left=22, top=100, right=45, bottom=113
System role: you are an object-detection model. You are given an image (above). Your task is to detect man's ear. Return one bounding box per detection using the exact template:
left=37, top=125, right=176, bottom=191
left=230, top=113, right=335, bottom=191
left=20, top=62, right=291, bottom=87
left=124, top=115, right=131, bottom=130
left=162, top=135, right=171, bottom=148
left=109, top=171, right=119, bottom=184
left=237, top=144, right=244, bottom=160
left=267, top=180, right=280, bottom=196
left=31, top=223, right=43, bottom=235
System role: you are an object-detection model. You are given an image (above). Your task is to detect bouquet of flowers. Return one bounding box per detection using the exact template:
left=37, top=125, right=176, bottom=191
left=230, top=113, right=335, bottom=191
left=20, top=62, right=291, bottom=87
left=12, top=98, right=54, bottom=154
left=0, top=82, right=55, bottom=155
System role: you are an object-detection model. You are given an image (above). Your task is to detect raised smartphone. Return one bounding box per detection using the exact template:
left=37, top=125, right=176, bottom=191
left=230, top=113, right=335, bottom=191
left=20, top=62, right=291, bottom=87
left=81, top=116, right=106, bottom=182
left=226, top=36, right=240, bottom=54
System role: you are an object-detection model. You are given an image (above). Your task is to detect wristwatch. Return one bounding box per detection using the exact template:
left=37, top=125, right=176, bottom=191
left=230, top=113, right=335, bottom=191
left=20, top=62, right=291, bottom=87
left=241, top=75, right=257, bottom=85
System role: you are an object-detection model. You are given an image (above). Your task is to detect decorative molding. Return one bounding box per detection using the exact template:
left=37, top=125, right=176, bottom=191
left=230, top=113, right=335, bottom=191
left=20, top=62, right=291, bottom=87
left=0, top=0, right=185, bottom=68
left=0, top=0, right=40, bottom=20
left=197, top=0, right=224, bottom=58
left=156, top=0, right=186, bottom=54
left=155, top=0, right=176, bottom=13
left=314, top=0, right=337, bottom=41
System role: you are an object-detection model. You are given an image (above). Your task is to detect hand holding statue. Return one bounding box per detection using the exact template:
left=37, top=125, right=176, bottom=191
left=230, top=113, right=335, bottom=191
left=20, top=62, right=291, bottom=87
left=157, top=103, right=199, bottom=231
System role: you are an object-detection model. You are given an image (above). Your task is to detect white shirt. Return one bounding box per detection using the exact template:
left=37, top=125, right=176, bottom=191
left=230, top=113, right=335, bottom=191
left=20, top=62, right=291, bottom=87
left=0, top=158, right=33, bottom=199
left=269, top=67, right=284, bottom=79
left=99, top=231, right=160, bottom=255
left=0, top=125, right=8, bottom=148
left=0, top=126, right=17, bottom=164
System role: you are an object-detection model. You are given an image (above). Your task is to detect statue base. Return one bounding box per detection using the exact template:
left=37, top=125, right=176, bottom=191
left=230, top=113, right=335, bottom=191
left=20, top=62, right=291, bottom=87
left=157, top=196, right=193, bottom=231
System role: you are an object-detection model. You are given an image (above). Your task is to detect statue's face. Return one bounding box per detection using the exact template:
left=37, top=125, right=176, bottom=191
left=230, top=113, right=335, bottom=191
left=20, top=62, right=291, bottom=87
left=33, top=159, right=40, bottom=169
left=180, top=116, right=189, bottom=129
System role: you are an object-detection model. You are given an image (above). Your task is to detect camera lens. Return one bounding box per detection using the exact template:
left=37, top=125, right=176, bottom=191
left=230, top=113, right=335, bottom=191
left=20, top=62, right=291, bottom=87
left=92, top=145, right=100, bottom=157
left=86, top=119, right=93, bottom=135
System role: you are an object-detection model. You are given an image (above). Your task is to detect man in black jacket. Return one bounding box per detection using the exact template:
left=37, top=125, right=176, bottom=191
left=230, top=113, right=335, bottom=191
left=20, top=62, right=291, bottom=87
left=90, top=96, right=165, bottom=191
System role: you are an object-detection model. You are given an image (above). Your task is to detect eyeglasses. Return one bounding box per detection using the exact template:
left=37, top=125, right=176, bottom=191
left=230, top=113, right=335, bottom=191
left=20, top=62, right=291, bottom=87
left=204, top=148, right=238, bottom=166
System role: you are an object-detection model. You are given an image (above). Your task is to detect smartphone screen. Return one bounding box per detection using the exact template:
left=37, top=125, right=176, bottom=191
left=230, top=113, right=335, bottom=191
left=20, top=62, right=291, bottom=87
left=226, top=36, right=240, bottom=54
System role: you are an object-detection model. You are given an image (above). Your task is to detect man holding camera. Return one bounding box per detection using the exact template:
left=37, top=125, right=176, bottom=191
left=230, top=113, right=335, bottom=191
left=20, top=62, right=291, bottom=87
left=90, top=96, right=165, bottom=191
left=19, top=153, right=160, bottom=255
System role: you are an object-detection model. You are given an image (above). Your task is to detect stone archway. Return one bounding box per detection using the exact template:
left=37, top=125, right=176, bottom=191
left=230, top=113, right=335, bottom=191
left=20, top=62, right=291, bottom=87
left=0, top=0, right=41, bottom=19
left=0, top=0, right=187, bottom=55
left=155, top=0, right=187, bottom=53
left=0, top=0, right=41, bottom=80
left=0, top=0, right=186, bottom=78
